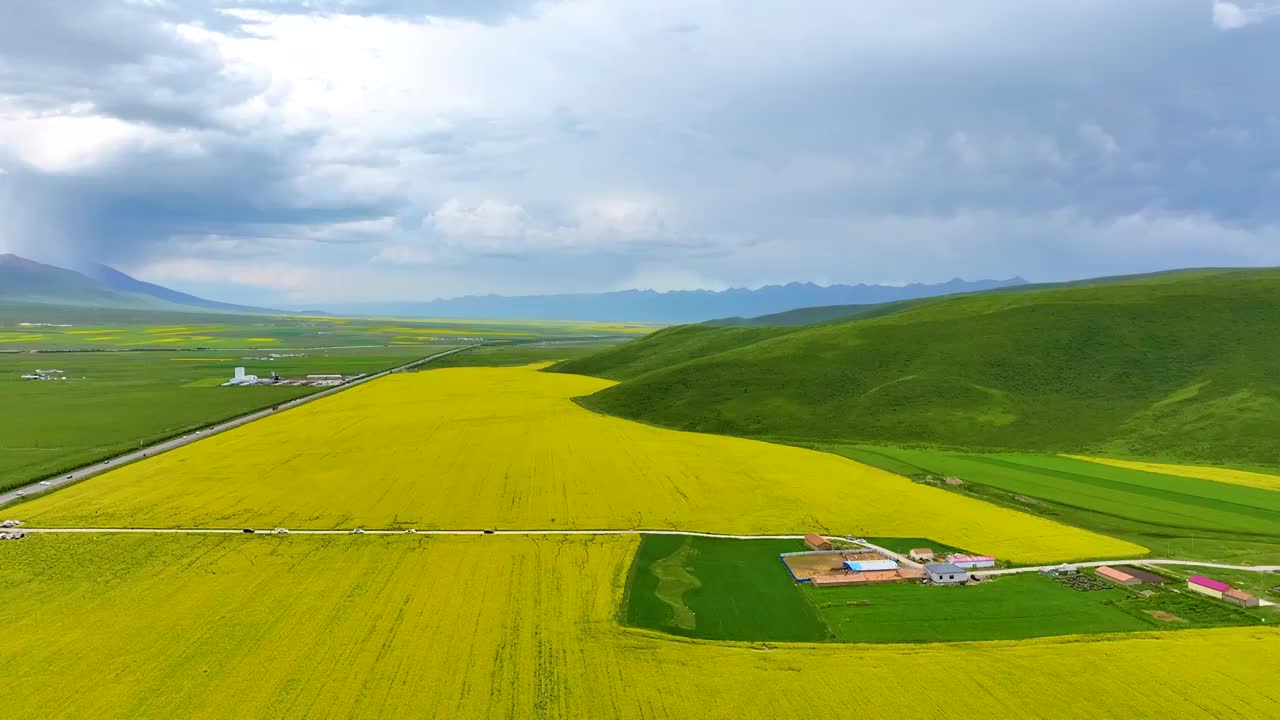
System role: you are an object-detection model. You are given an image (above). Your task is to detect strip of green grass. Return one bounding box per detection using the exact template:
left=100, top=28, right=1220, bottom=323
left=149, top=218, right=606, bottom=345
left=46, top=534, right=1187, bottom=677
left=624, top=536, right=830, bottom=642
left=806, top=574, right=1152, bottom=642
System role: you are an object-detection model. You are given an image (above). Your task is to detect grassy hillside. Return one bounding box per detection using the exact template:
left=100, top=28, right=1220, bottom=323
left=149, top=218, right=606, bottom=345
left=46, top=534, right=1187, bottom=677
left=552, top=268, right=1280, bottom=465
left=705, top=300, right=921, bottom=327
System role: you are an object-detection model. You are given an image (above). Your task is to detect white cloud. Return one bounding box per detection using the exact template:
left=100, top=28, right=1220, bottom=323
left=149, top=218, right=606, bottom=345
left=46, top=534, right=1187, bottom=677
left=1212, top=1, right=1280, bottom=29
left=429, top=198, right=537, bottom=240
left=0, top=114, right=174, bottom=174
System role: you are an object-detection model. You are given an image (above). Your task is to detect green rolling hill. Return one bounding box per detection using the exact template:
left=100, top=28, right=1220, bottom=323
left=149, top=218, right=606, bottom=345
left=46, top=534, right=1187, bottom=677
left=551, top=267, right=1280, bottom=465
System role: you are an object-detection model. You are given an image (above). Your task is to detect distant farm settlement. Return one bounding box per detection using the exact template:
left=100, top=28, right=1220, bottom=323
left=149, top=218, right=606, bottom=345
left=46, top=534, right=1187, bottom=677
left=222, top=366, right=361, bottom=388
left=782, top=538, right=996, bottom=587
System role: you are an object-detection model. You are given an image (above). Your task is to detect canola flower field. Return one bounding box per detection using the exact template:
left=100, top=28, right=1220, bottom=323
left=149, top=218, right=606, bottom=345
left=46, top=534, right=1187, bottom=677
left=1, top=533, right=1277, bottom=720
left=12, top=365, right=1140, bottom=563
left=1068, top=455, right=1280, bottom=492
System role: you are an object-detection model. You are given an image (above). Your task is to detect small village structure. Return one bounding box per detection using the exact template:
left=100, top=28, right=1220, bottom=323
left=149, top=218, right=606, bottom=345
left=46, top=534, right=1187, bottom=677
left=224, top=367, right=260, bottom=386
left=1187, top=575, right=1232, bottom=599
left=781, top=545, right=923, bottom=587
left=1108, top=566, right=1167, bottom=585
left=0, top=530, right=26, bottom=541
left=1095, top=566, right=1142, bottom=586
left=946, top=554, right=996, bottom=569
left=1185, top=575, right=1261, bottom=607
left=843, top=559, right=899, bottom=572
left=908, top=548, right=935, bottom=561
left=1039, top=563, right=1079, bottom=577
left=924, top=563, right=968, bottom=585
left=1223, top=588, right=1261, bottom=607
left=223, top=367, right=361, bottom=388
left=803, top=533, right=832, bottom=551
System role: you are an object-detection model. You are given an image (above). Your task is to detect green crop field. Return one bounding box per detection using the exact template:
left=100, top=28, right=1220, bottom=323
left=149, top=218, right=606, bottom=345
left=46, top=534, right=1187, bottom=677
left=624, top=535, right=830, bottom=642
left=821, top=445, right=1280, bottom=565
left=554, top=268, right=1280, bottom=466
left=0, top=345, right=462, bottom=492
left=807, top=574, right=1154, bottom=642
left=0, top=301, right=658, bottom=352
left=622, top=537, right=1273, bottom=644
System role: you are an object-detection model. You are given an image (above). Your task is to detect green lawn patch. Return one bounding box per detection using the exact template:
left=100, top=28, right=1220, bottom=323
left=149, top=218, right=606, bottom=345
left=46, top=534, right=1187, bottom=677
left=807, top=574, right=1151, bottom=642
left=624, top=535, right=830, bottom=642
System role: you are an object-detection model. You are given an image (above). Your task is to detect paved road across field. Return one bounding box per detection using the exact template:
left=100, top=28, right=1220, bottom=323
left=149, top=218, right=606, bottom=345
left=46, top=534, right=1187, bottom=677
left=5, top=527, right=1280, bottom=576
left=0, top=344, right=479, bottom=509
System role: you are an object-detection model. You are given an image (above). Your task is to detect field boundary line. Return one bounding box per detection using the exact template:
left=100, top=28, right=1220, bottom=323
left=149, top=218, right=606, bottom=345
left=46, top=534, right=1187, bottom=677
left=17, top=527, right=807, bottom=540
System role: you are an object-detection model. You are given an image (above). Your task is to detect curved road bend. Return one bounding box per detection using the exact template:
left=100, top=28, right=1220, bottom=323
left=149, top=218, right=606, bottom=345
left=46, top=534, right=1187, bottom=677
left=0, top=344, right=480, bottom=508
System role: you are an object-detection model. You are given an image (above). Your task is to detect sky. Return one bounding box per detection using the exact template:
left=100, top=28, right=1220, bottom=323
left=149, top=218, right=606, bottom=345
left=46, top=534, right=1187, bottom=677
left=1, top=0, right=1278, bottom=305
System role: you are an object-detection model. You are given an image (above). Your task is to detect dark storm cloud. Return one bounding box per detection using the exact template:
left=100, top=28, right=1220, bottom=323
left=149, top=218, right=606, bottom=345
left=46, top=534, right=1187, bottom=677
left=2, top=0, right=1279, bottom=301
left=0, top=0, right=260, bottom=130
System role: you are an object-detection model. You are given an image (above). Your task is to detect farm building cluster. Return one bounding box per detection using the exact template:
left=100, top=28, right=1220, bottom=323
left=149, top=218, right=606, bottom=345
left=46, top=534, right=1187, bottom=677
left=782, top=535, right=996, bottom=587
left=223, top=367, right=361, bottom=388
left=20, top=368, right=66, bottom=381
left=1187, top=575, right=1262, bottom=607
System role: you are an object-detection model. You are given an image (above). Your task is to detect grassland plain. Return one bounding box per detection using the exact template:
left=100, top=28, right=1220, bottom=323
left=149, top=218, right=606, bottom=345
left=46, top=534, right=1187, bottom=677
left=0, top=303, right=656, bottom=351
left=1, top=533, right=1277, bottom=720
left=823, top=444, right=1280, bottom=565
left=0, top=346, right=458, bottom=492
left=10, top=365, right=1138, bottom=562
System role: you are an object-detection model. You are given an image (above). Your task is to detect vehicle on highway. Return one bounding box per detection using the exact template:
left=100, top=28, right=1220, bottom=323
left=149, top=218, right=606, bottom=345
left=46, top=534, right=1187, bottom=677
left=39, top=481, right=52, bottom=486
left=242, top=528, right=255, bottom=534
left=350, top=528, right=365, bottom=535
left=273, top=528, right=289, bottom=534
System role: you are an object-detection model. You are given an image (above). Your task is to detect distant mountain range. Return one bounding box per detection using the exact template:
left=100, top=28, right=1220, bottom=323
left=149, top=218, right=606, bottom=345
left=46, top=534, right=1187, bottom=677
left=0, top=254, right=274, bottom=314
left=78, top=262, right=269, bottom=314
left=3, top=252, right=1027, bottom=322
left=326, top=278, right=1028, bottom=323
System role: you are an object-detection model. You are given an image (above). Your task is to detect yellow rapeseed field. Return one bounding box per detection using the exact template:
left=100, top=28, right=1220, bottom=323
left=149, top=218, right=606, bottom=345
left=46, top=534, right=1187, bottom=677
left=16, top=366, right=1140, bottom=562
left=1067, top=455, right=1280, bottom=492
left=0, top=533, right=1275, bottom=719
